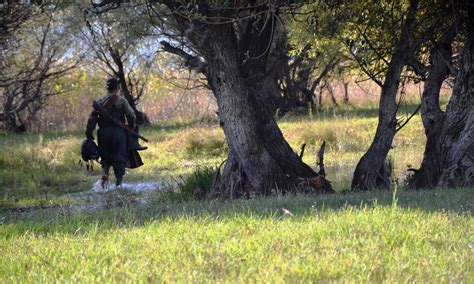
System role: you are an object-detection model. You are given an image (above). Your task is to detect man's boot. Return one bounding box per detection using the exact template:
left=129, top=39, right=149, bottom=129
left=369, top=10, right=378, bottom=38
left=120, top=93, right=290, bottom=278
left=128, top=126, right=147, bottom=151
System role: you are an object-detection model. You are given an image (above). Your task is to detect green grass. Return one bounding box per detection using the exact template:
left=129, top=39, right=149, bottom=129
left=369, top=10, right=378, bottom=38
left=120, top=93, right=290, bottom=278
left=0, top=104, right=426, bottom=207
left=0, top=103, right=472, bottom=281
left=1, top=188, right=473, bottom=282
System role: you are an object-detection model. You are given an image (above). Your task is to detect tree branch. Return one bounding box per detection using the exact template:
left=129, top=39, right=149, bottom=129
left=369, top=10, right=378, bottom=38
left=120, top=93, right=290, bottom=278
left=160, top=40, right=207, bottom=74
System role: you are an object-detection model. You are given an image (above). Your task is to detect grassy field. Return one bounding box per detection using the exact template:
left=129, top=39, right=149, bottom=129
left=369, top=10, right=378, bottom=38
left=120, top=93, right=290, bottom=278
left=1, top=189, right=473, bottom=282
left=1, top=103, right=473, bottom=282
left=0, top=103, right=426, bottom=207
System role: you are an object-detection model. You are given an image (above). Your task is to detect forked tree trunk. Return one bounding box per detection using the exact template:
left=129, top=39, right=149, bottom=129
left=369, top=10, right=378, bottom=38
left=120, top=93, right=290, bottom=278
left=408, top=28, right=454, bottom=189
left=411, top=5, right=474, bottom=188
left=409, top=2, right=474, bottom=189
left=351, top=0, right=419, bottom=191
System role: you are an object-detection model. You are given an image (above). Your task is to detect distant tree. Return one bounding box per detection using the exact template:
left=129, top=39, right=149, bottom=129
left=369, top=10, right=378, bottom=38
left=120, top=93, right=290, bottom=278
left=328, top=0, right=456, bottom=190
left=279, top=3, right=351, bottom=114
left=0, top=2, right=78, bottom=132
left=82, top=6, right=156, bottom=125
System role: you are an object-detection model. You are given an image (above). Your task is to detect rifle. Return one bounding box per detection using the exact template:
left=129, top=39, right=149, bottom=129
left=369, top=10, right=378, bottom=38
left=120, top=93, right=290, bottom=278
left=92, top=100, right=149, bottom=143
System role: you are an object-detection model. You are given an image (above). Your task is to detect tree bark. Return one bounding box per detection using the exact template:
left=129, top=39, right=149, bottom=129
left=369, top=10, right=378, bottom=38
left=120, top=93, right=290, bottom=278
left=200, top=25, right=332, bottom=197
left=155, top=3, right=334, bottom=197
left=437, top=44, right=474, bottom=187
left=437, top=41, right=474, bottom=187
left=343, top=81, right=350, bottom=104
left=351, top=0, right=419, bottom=191
left=408, top=27, right=454, bottom=189
left=411, top=5, right=474, bottom=188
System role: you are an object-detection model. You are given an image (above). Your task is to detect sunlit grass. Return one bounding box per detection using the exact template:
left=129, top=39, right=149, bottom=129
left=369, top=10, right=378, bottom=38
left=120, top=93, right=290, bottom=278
left=0, top=104, right=428, bottom=206
left=1, top=188, right=473, bottom=282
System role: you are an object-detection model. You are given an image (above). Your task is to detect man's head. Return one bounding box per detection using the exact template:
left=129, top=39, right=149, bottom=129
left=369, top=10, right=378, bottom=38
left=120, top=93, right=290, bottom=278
left=106, top=78, right=121, bottom=94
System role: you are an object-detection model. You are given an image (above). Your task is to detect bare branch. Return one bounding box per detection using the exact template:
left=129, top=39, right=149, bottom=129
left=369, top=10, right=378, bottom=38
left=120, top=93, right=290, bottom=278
left=160, top=40, right=207, bottom=74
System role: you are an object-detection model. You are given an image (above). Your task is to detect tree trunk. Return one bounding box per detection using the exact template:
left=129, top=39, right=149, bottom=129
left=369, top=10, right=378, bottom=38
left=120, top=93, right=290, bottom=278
left=326, top=81, right=338, bottom=106
left=408, top=28, right=454, bottom=189
left=202, top=26, right=332, bottom=197
left=1, top=89, right=27, bottom=132
left=158, top=4, right=334, bottom=197
left=351, top=0, right=419, bottom=191
left=437, top=44, right=474, bottom=187
left=350, top=53, right=403, bottom=190
left=420, top=5, right=474, bottom=187
left=110, top=48, right=150, bottom=125
left=411, top=6, right=474, bottom=188
left=343, top=81, right=350, bottom=104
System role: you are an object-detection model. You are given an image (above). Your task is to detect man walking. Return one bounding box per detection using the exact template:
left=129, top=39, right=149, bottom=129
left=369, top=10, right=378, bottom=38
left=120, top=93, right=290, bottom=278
left=85, top=78, right=136, bottom=189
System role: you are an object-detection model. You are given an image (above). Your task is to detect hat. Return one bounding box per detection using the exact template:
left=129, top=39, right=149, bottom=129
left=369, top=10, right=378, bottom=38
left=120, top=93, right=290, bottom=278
left=106, top=78, right=120, bottom=92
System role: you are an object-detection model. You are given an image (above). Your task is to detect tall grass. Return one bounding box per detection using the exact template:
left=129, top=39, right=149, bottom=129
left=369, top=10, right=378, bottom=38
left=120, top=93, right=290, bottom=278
left=0, top=133, right=91, bottom=207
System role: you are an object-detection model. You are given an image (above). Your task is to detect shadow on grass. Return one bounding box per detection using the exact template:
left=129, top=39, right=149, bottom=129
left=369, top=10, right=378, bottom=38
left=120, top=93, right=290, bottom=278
left=1, top=187, right=472, bottom=237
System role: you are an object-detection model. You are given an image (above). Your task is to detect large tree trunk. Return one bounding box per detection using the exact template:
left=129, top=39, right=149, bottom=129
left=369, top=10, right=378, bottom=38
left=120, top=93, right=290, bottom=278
left=410, top=2, right=474, bottom=188
left=408, top=28, right=454, bottom=189
left=351, top=0, right=419, bottom=191
left=156, top=3, right=333, bottom=198
left=201, top=25, right=331, bottom=198
left=437, top=46, right=474, bottom=187
left=411, top=5, right=474, bottom=188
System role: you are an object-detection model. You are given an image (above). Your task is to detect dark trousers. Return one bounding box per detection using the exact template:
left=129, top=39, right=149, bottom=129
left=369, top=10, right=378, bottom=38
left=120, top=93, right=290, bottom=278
left=98, top=127, right=127, bottom=184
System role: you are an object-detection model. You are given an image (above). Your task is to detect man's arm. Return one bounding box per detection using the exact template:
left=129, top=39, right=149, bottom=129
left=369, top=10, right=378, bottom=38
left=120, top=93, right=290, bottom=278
left=85, top=110, right=98, bottom=140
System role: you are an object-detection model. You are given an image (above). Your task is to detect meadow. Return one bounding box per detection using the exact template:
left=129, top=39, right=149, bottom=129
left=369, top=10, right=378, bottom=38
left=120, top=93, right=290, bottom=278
left=0, top=102, right=473, bottom=282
